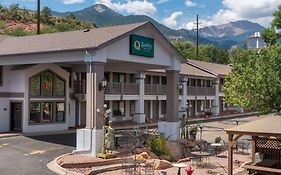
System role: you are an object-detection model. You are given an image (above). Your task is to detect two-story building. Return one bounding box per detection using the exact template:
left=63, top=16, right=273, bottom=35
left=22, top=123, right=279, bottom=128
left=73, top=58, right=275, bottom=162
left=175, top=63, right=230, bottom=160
left=0, top=22, right=233, bottom=155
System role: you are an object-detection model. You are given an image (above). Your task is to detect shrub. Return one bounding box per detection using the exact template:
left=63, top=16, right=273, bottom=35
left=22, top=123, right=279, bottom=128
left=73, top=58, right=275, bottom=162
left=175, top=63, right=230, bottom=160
left=4, top=27, right=27, bottom=36
left=0, top=21, right=5, bottom=29
left=146, top=135, right=171, bottom=158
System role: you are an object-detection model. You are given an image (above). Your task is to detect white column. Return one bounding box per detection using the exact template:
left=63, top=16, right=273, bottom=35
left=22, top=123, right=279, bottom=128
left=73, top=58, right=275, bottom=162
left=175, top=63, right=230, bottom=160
left=158, top=101, right=162, bottom=118
left=213, top=78, right=220, bottom=116
left=134, top=72, right=145, bottom=123
left=150, top=100, right=153, bottom=119
left=180, top=76, right=188, bottom=117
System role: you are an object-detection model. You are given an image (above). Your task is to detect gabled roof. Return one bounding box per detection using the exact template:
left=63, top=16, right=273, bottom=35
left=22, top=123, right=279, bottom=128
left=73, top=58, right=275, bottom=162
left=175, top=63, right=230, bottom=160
left=180, top=63, right=217, bottom=78
left=187, top=59, right=232, bottom=76
left=0, top=22, right=186, bottom=63
left=0, top=22, right=146, bottom=56
left=225, top=115, right=281, bottom=138
left=147, top=63, right=217, bottom=79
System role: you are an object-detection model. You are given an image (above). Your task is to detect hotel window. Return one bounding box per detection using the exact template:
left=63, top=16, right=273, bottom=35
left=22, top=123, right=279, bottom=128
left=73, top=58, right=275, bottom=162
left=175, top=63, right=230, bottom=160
left=130, top=74, right=136, bottom=83
left=113, top=72, right=126, bottom=83
left=161, top=76, right=166, bottom=85
left=29, top=70, right=66, bottom=124
left=145, top=75, right=151, bottom=84
left=206, top=80, right=211, bottom=87
left=152, top=76, right=160, bottom=84
left=161, top=101, right=166, bottom=114
left=197, top=79, right=204, bottom=87
left=189, top=79, right=196, bottom=86
left=113, top=101, right=125, bottom=116
left=130, top=101, right=135, bottom=116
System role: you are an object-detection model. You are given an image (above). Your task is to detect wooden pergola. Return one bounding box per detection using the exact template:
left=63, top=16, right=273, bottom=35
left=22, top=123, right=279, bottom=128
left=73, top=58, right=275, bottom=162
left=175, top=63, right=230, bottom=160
left=225, top=115, right=281, bottom=175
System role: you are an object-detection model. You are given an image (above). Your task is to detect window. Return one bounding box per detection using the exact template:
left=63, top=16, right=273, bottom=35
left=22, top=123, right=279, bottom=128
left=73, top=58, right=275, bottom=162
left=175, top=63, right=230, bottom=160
left=41, top=72, right=53, bottom=96
left=30, top=75, right=41, bottom=96
left=145, top=75, right=151, bottom=84
left=55, top=102, right=65, bottom=122
left=30, top=102, right=41, bottom=124
left=55, top=76, right=65, bottom=96
left=30, top=71, right=65, bottom=97
left=130, top=74, right=136, bottom=83
left=130, top=101, right=135, bottom=116
left=113, top=72, right=126, bottom=83
left=206, top=80, right=211, bottom=87
left=189, top=79, right=196, bottom=86
left=153, top=76, right=160, bottom=84
left=113, top=101, right=125, bottom=116
left=161, top=101, right=166, bottom=114
left=29, top=70, right=66, bottom=124
left=43, top=102, right=53, bottom=123
left=161, top=76, right=166, bottom=85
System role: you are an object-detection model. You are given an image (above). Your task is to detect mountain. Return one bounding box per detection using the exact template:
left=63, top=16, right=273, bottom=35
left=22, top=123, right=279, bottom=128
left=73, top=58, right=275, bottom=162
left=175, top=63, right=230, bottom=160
left=52, top=4, right=265, bottom=48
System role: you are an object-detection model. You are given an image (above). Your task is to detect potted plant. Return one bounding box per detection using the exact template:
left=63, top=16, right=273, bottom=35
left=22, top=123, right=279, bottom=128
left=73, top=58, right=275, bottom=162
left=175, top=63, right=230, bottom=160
left=189, top=125, right=198, bottom=140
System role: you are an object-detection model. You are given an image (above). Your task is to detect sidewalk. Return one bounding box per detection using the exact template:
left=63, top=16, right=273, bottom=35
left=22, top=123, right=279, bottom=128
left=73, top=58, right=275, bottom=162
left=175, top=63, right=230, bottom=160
left=0, top=132, right=22, bottom=139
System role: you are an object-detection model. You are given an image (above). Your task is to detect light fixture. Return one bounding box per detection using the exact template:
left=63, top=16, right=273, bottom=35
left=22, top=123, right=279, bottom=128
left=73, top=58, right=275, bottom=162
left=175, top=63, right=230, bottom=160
left=99, top=77, right=107, bottom=91
left=178, top=82, right=183, bottom=90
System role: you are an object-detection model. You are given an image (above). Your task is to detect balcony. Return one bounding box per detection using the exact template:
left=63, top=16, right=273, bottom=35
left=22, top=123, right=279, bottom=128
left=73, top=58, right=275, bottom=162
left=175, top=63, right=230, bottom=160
left=145, top=84, right=166, bottom=95
left=187, top=86, right=215, bottom=96
left=73, top=81, right=139, bottom=95
left=105, top=82, right=139, bottom=95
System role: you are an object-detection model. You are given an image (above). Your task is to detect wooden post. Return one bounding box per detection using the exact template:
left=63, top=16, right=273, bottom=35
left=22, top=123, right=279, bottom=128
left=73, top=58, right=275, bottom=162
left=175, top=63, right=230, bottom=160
left=252, top=136, right=257, bottom=164
left=228, top=134, right=234, bottom=175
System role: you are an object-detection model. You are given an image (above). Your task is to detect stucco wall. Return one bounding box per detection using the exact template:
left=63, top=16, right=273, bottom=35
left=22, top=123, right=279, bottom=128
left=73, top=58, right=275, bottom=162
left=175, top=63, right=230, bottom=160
left=0, top=66, right=25, bottom=132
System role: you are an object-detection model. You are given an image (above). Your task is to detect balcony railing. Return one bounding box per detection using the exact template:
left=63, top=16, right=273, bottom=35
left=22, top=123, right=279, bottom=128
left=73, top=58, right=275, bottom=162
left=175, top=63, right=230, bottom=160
left=145, top=84, right=166, bottom=95
left=187, top=86, right=215, bottom=96
left=105, top=82, right=139, bottom=95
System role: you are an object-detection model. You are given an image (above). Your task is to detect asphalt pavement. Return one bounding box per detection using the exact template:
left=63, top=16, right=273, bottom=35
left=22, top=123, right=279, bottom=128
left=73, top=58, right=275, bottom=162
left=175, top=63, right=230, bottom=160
left=0, top=133, right=75, bottom=175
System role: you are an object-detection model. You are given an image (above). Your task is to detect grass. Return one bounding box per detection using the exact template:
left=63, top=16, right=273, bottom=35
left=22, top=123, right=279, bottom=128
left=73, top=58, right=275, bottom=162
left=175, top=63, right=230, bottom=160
left=0, top=21, right=5, bottom=29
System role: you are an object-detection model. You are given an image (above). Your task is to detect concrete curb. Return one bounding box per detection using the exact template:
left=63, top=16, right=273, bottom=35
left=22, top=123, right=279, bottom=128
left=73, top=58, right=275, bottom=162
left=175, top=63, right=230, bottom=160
left=47, top=153, right=84, bottom=175
left=0, top=133, right=22, bottom=139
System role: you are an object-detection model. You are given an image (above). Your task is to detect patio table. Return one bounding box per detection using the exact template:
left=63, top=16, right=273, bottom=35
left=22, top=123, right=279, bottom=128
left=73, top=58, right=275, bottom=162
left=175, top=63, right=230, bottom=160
left=191, top=151, right=211, bottom=166
left=173, top=163, right=187, bottom=175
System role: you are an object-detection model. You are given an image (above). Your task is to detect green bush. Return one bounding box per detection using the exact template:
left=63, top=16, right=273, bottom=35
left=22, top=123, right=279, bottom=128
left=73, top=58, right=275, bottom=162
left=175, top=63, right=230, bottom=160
left=146, top=135, right=172, bottom=158
left=4, top=27, right=27, bottom=36
left=0, top=21, right=5, bottom=29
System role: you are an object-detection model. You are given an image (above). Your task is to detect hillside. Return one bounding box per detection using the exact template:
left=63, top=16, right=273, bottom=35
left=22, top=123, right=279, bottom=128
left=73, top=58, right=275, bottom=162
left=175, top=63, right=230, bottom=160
left=0, top=5, right=95, bottom=36
left=53, top=4, right=265, bottom=48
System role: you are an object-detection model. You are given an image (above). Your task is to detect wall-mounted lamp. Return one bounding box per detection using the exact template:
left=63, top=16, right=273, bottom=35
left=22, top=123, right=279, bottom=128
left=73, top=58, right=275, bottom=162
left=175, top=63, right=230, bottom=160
left=99, top=77, right=107, bottom=91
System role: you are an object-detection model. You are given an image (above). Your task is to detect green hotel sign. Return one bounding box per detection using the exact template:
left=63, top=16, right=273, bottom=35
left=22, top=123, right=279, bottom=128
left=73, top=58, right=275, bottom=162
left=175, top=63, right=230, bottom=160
left=130, top=35, right=154, bottom=57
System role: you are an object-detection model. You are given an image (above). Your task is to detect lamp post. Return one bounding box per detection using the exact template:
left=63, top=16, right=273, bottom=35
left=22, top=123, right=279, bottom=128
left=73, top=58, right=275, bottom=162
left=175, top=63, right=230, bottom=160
left=97, top=104, right=111, bottom=157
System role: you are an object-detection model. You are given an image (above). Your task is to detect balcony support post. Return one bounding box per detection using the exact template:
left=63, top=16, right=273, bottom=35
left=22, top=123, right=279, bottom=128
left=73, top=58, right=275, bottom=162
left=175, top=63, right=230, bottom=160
left=134, top=72, right=145, bottom=124
left=213, top=78, right=220, bottom=116
left=158, top=69, right=180, bottom=140
left=180, top=76, right=188, bottom=118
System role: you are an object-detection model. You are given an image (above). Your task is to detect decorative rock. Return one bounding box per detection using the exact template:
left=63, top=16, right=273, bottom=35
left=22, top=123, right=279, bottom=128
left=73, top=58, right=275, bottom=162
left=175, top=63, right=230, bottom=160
left=154, top=159, right=173, bottom=170
left=165, top=141, right=184, bottom=160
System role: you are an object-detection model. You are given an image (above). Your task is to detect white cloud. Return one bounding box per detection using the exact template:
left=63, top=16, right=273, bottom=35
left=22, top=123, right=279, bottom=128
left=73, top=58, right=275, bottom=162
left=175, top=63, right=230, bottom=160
left=157, top=0, right=169, bottom=4
left=96, top=0, right=157, bottom=15
left=185, top=0, right=197, bottom=7
left=163, top=11, right=183, bottom=28
left=212, top=0, right=280, bottom=26
left=180, top=0, right=280, bottom=29
left=64, top=0, right=84, bottom=4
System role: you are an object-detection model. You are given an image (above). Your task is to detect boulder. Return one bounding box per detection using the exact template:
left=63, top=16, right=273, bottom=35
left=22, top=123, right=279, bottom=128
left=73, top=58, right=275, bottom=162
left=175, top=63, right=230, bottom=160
left=165, top=141, right=184, bottom=161
left=154, top=159, right=173, bottom=170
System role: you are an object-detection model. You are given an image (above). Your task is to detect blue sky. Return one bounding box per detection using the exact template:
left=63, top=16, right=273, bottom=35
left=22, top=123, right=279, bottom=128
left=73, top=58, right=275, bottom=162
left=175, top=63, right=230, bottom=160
left=1, top=0, right=280, bottom=29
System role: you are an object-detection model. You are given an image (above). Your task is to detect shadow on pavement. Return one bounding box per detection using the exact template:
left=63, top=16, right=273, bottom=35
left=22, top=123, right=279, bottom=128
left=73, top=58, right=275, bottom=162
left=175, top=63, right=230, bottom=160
left=28, top=133, right=76, bottom=147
